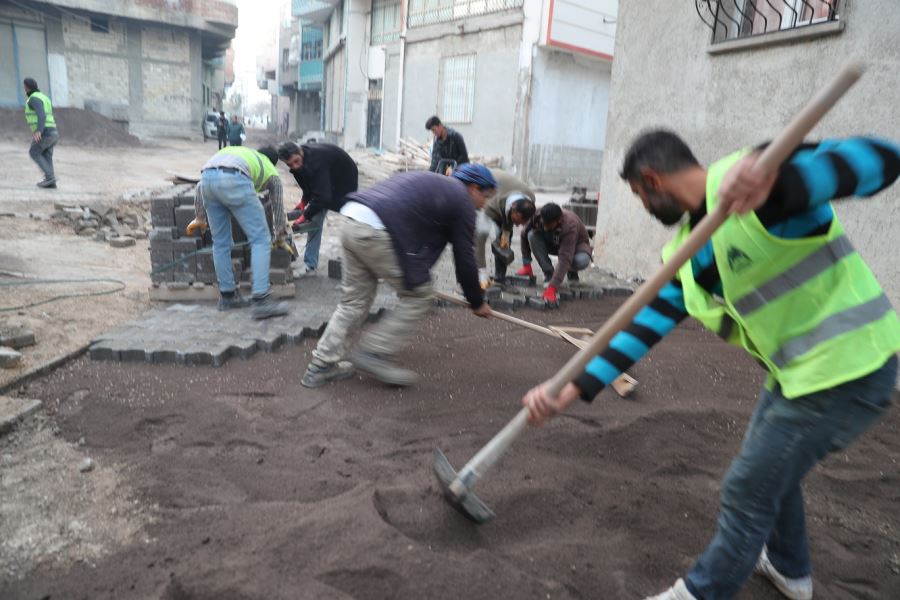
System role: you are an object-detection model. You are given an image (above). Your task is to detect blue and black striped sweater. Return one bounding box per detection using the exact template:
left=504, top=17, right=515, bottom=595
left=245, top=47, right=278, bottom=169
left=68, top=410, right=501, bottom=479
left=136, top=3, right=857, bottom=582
left=574, top=137, right=900, bottom=401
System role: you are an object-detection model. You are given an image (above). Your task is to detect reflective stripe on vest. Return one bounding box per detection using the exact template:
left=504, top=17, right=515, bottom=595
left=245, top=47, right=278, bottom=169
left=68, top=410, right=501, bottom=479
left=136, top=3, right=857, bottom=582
left=24, top=91, right=56, bottom=132
left=771, top=293, right=893, bottom=368
left=731, top=234, right=856, bottom=315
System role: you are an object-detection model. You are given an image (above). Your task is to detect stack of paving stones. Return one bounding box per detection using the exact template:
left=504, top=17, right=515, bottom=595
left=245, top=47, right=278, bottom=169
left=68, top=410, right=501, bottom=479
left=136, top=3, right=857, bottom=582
left=148, top=186, right=294, bottom=290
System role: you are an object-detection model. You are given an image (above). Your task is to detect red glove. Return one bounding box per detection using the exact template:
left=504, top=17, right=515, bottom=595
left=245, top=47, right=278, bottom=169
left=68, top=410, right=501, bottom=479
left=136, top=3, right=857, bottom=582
left=516, top=263, right=533, bottom=277
left=291, top=214, right=307, bottom=231
left=543, top=285, right=558, bottom=306
left=294, top=199, right=307, bottom=212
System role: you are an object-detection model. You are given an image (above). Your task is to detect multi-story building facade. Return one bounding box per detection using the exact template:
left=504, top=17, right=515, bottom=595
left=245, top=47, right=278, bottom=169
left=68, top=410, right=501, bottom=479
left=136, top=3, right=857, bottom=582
left=0, top=0, right=239, bottom=138
left=288, top=0, right=616, bottom=189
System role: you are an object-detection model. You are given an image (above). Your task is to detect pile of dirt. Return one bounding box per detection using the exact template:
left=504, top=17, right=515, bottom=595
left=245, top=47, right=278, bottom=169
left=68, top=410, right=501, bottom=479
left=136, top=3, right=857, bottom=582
left=0, top=107, right=140, bottom=147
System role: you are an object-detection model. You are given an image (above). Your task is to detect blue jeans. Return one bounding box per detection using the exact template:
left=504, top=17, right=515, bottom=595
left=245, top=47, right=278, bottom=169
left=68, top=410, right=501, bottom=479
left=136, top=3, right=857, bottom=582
left=685, top=354, right=897, bottom=599
left=199, top=168, right=272, bottom=297
left=303, top=210, right=327, bottom=270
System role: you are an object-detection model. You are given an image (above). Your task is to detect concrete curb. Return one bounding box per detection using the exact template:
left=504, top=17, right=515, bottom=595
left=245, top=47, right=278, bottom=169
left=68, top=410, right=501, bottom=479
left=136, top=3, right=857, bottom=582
left=0, top=344, right=91, bottom=396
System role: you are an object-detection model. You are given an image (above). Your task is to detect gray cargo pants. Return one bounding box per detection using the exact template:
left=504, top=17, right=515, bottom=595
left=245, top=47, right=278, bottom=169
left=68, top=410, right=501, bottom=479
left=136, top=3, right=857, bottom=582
left=311, top=217, right=432, bottom=366
left=29, top=129, right=59, bottom=180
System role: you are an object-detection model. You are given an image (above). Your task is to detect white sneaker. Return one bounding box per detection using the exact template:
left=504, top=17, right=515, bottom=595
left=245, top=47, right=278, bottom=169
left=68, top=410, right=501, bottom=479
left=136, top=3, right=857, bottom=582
left=644, top=578, right=697, bottom=600
left=755, top=546, right=813, bottom=600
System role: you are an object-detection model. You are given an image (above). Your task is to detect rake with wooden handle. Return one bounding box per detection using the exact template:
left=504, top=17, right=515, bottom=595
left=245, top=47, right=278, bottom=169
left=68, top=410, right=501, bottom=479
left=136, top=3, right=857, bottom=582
left=433, top=62, right=865, bottom=524
left=433, top=290, right=638, bottom=397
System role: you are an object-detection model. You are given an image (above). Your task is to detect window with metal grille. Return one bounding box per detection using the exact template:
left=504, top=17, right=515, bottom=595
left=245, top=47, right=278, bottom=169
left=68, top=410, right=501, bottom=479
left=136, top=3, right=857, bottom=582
left=696, top=0, right=840, bottom=43
left=438, top=54, right=476, bottom=124
left=372, top=0, right=401, bottom=44
left=409, top=0, right=525, bottom=28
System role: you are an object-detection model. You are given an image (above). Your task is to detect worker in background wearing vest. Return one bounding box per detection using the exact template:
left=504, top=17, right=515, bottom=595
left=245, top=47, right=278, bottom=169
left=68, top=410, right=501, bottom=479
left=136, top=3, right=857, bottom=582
left=188, top=145, right=290, bottom=320
left=24, top=77, right=59, bottom=188
left=521, top=130, right=900, bottom=600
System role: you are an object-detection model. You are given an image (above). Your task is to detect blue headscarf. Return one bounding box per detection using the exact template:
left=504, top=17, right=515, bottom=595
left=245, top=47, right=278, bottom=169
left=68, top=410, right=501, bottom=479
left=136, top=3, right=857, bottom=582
left=451, top=163, right=497, bottom=189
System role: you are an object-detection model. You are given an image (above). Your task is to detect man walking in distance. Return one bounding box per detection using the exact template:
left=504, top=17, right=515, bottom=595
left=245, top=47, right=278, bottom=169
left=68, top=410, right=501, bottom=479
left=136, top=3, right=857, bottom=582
left=277, top=141, right=359, bottom=276
left=24, top=78, right=59, bottom=188
left=301, top=163, right=496, bottom=389
left=517, top=202, right=593, bottom=307
left=217, top=111, right=228, bottom=150
left=188, top=145, right=290, bottom=320
left=426, top=115, right=468, bottom=175
left=227, top=114, right=246, bottom=147
left=521, top=130, right=900, bottom=600
left=475, top=168, right=536, bottom=288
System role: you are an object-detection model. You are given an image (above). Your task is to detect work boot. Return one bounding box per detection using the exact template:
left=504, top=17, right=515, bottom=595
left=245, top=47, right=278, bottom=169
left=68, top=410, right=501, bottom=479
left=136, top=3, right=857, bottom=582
left=37, top=177, right=57, bottom=188
left=755, top=546, right=813, bottom=600
left=217, top=291, right=251, bottom=311
left=251, top=294, right=289, bottom=320
left=644, top=579, right=697, bottom=600
left=349, top=350, right=419, bottom=387
left=301, top=361, right=354, bottom=388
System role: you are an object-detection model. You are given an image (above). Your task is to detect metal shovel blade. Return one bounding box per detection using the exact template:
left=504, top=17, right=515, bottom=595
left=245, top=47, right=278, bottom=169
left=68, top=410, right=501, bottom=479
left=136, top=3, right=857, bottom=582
left=432, top=448, right=495, bottom=524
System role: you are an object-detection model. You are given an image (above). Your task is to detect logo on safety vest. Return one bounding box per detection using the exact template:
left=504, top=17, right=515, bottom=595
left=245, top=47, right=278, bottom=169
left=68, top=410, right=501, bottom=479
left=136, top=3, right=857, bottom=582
left=726, top=246, right=753, bottom=273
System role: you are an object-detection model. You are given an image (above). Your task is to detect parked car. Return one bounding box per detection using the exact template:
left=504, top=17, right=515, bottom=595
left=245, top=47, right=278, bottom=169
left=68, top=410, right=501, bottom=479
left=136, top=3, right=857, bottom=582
left=203, top=111, right=225, bottom=140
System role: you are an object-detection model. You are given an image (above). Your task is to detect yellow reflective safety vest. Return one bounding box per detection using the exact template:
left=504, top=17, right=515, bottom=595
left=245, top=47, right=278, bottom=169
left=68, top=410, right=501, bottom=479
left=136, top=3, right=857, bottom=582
left=25, top=91, right=56, bottom=132
left=662, top=149, right=900, bottom=398
left=217, top=146, right=278, bottom=193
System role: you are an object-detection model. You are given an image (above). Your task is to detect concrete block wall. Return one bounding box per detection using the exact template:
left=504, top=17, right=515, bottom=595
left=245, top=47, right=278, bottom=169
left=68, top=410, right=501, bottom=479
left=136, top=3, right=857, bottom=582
left=61, top=15, right=130, bottom=107
left=137, top=25, right=194, bottom=135
left=141, top=26, right=190, bottom=62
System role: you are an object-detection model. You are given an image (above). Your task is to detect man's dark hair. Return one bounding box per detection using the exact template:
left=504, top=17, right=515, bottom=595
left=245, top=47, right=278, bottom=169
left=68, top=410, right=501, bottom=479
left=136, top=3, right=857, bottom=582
left=540, top=202, right=563, bottom=224
left=512, top=198, right=536, bottom=221
left=23, top=78, right=38, bottom=92
left=219, top=111, right=225, bottom=116
left=258, top=145, right=278, bottom=166
left=425, top=115, right=442, bottom=130
left=620, top=129, right=700, bottom=184
left=277, top=141, right=302, bottom=162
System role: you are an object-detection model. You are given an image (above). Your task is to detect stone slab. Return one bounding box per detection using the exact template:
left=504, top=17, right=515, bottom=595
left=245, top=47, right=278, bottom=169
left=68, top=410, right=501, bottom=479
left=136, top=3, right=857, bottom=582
left=0, top=327, right=36, bottom=350
left=0, top=347, right=23, bottom=368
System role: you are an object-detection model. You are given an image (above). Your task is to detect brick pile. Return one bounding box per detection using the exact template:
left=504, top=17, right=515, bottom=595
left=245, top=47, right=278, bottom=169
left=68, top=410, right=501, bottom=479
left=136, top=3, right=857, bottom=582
left=148, top=186, right=295, bottom=292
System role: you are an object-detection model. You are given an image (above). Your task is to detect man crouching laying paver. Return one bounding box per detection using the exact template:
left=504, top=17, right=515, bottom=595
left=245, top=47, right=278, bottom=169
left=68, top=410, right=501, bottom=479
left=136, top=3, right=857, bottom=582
left=302, top=163, right=496, bottom=388
left=189, top=145, right=289, bottom=320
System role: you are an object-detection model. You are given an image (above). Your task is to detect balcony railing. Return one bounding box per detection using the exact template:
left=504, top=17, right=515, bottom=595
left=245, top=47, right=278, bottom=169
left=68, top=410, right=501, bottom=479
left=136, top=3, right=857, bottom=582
left=696, top=1, right=840, bottom=43
left=408, top=0, right=524, bottom=28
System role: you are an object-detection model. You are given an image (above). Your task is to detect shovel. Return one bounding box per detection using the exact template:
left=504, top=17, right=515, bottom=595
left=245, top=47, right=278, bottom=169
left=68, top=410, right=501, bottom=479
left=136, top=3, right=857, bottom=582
left=433, top=62, right=865, bottom=524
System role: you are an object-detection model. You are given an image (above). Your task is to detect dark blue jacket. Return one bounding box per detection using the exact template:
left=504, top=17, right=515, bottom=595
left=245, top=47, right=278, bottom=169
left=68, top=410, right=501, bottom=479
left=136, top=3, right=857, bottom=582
left=348, top=171, right=484, bottom=308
